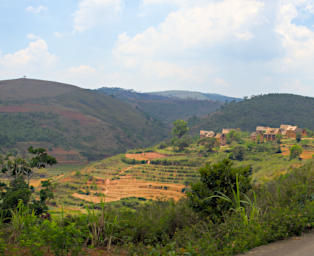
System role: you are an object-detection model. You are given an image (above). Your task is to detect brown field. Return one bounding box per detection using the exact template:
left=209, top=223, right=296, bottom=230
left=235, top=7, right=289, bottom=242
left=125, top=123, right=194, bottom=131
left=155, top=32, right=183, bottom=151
left=72, top=175, right=185, bottom=203
left=281, top=146, right=314, bottom=159
left=125, top=152, right=168, bottom=161
left=0, top=104, right=101, bottom=125
left=48, top=148, right=87, bottom=164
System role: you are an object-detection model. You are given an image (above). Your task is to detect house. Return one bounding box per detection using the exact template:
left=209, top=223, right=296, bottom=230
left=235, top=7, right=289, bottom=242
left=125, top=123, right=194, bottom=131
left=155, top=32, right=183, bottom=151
left=280, top=124, right=298, bottom=138
left=256, top=126, right=270, bottom=133
left=250, top=132, right=264, bottom=142
left=200, top=130, right=215, bottom=138
left=263, top=128, right=280, bottom=141
left=215, top=133, right=223, bottom=144
left=253, top=126, right=281, bottom=142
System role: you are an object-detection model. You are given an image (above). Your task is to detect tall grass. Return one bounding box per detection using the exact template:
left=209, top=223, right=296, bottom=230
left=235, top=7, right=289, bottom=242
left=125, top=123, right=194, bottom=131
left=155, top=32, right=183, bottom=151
left=208, top=174, right=260, bottom=225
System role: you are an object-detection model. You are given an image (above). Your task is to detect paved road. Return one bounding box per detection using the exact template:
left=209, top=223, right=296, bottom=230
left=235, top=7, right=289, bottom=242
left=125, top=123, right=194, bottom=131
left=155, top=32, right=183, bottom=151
left=241, top=231, right=314, bottom=256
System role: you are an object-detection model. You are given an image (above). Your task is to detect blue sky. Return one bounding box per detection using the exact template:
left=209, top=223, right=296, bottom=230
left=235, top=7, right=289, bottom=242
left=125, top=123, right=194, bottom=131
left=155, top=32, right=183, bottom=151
left=0, top=0, right=314, bottom=97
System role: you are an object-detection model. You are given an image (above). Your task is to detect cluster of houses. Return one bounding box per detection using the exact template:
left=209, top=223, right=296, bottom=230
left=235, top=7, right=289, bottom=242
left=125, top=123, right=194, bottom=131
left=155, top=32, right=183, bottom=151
left=200, top=124, right=307, bottom=144
left=200, top=128, right=238, bottom=145
left=250, top=125, right=306, bottom=142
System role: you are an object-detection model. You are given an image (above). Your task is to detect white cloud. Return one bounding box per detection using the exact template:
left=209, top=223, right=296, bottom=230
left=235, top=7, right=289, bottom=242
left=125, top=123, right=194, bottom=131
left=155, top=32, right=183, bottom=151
left=0, top=37, right=57, bottom=76
left=114, top=0, right=264, bottom=86
left=73, top=0, right=122, bottom=32
left=273, top=1, right=314, bottom=74
left=26, top=5, right=47, bottom=14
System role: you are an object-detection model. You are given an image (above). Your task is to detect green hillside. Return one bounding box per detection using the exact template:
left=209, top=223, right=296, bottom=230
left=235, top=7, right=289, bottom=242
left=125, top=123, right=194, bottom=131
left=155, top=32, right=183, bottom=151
left=149, top=90, right=241, bottom=102
left=0, top=79, right=168, bottom=162
left=97, top=87, right=222, bottom=123
left=192, top=94, right=314, bottom=132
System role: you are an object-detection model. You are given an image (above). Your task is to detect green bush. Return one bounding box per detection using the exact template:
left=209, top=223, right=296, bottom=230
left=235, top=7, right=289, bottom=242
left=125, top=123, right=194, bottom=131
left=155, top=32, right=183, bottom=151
left=290, top=145, right=303, bottom=160
left=187, top=159, right=252, bottom=219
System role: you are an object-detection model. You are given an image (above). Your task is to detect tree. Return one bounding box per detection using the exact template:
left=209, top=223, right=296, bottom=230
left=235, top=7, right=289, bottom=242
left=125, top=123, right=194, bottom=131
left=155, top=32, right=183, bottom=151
left=172, top=120, right=189, bottom=138
left=0, top=147, right=57, bottom=219
left=276, top=134, right=282, bottom=144
left=290, top=145, right=303, bottom=160
left=230, top=146, right=246, bottom=161
left=226, top=130, right=243, bottom=144
left=187, top=159, right=252, bottom=220
left=171, top=136, right=190, bottom=152
left=296, top=133, right=302, bottom=143
left=198, top=137, right=219, bottom=152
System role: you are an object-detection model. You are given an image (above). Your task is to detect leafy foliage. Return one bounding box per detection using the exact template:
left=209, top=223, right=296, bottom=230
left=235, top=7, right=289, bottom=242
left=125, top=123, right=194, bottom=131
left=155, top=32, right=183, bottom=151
left=187, top=159, right=252, bottom=219
left=290, top=145, right=303, bottom=160
left=172, top=120, right=189, bottom=138
left=0, top=147, right=57, bottom=219
left=194, top=94, right=314, bottom=132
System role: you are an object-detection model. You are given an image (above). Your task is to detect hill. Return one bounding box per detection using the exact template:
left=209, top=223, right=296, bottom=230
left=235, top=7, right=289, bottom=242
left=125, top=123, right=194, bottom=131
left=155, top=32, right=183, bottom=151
left=149, top=90, right=241, bottom=102
left=96, top=87, right=222, bottom=123
left=0, top=79, right=168, bottom=162
left=192, top=94, right=314, bottom=132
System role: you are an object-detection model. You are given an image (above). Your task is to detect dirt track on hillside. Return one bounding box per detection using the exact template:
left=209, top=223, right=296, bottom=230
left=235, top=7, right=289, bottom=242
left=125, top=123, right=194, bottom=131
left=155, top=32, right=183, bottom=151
left=125, top=152, right=168, bottom=161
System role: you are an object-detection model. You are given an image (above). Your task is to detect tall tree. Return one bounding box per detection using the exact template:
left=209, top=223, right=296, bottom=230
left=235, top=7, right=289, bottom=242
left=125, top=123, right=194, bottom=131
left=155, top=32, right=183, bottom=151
left=172, top=120, right=189, bottom=138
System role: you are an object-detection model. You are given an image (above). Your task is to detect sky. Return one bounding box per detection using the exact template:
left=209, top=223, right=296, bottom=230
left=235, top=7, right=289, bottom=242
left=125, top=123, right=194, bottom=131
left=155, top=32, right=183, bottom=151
left=0, top=0, right=314, bottom=97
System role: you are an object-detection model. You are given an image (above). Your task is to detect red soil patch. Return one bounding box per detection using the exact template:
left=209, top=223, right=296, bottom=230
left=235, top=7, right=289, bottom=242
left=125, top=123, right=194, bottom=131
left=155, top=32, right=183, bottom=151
left=0, top=104, right=101, bottom=125
left=29, top=179, right=45, bottom=188
left=281, top=146, right=314, bottom=159
left=300, top=151, right=314, bottom=160
left=125, top=152, right=168, bottom=161
left=0, top=105, right=35, bottom=112
left=49, top=148, right=87, bottom=164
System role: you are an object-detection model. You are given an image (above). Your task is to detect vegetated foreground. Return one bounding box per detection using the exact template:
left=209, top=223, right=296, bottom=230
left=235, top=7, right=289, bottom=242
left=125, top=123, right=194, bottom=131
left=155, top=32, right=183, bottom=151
left=35, top=128, right=314, bottom=213
left=1, top=123, right=313, bottom=255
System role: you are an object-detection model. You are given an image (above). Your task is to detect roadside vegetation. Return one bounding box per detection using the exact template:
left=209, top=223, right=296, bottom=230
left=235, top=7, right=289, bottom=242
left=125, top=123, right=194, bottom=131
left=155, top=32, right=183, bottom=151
left=0, top=121, right=313, bottom=255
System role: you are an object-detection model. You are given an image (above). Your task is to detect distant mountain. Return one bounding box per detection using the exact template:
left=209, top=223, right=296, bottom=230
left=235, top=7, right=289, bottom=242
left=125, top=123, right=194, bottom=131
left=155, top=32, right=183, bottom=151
left=149, top=90, right=241, bottom=102
left=96, top=87, right=223, bottom=124
left=0, top=79, right=168, bottom=162
left=192, top=94, right=314, bottom=133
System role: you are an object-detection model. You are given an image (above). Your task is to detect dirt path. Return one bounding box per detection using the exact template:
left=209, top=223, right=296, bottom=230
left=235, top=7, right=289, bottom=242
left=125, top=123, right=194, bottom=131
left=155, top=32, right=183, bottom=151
left=241, top=231, right=314, bottom=256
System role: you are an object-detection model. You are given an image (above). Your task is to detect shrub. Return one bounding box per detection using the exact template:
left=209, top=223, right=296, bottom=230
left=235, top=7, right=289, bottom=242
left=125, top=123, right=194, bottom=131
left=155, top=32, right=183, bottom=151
left=187, top=159, right=252, bottom=219
left=290, top=145, right=303, bottom=160
left=230, top=146, right=246, bottom=161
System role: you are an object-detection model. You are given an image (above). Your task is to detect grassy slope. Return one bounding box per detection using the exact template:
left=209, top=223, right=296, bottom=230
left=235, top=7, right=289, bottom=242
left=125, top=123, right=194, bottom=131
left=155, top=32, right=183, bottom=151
left=192, top=94, right=314, bottom=132
left=97, top=87, right=223, bottom=123
left=43, top=135, right=314, bottom=212
left=0, top=79, right=168, bottom=161
left=149, top=90, right=241, bottom=102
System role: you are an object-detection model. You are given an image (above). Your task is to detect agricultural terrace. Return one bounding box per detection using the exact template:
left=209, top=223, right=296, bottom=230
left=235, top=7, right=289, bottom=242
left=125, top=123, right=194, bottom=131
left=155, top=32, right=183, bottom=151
left=30, top=131, right=314, bottom=213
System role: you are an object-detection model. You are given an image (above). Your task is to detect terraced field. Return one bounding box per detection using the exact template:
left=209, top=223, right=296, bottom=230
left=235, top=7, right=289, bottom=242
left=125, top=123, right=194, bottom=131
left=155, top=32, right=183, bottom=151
left=30, top=135, right=313, bottom=213
left=124, top=165, right=200, bottom=184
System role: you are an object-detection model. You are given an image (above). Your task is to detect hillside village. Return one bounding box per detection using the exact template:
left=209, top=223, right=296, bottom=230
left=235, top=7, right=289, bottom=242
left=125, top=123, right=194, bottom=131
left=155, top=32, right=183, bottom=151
left=200, top=124, right=307, bottom=145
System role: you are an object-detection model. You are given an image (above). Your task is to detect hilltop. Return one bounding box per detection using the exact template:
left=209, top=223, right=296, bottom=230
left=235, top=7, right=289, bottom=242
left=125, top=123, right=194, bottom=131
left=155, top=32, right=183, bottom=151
left=0, top=78, right=168, bottom=162
left=192, top=94, right=314, bottom=132
left=149, top=90, right=241, bottom=102
left=96, top=87, right=223, bottom=123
